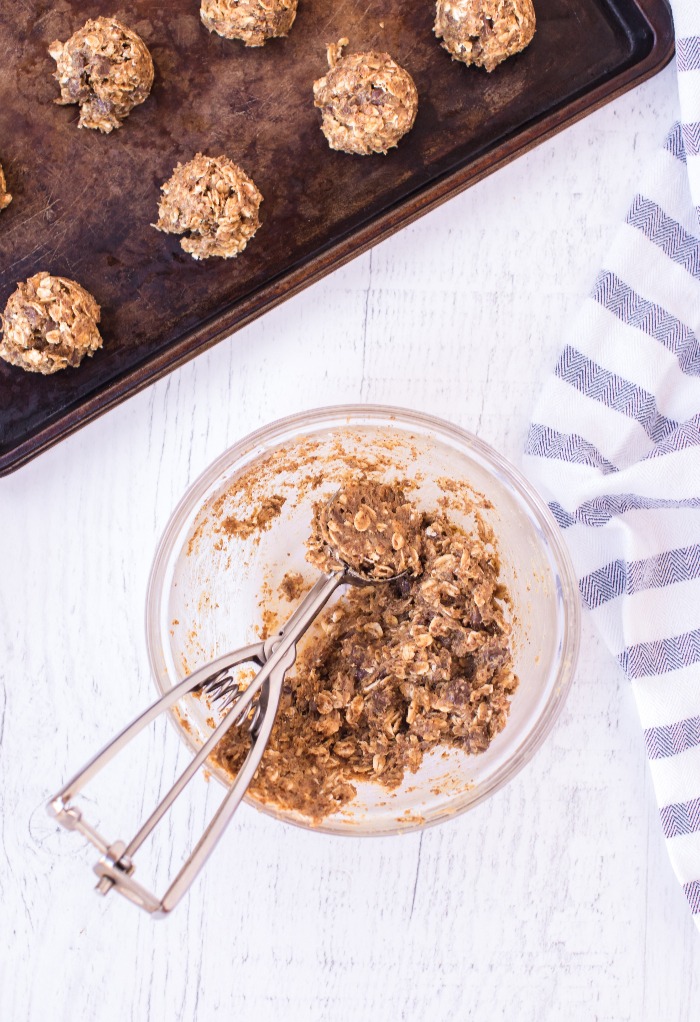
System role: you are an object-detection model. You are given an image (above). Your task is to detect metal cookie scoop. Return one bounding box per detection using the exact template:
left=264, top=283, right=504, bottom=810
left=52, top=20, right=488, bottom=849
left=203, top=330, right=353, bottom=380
left=48, top=506, right=407, bottom=916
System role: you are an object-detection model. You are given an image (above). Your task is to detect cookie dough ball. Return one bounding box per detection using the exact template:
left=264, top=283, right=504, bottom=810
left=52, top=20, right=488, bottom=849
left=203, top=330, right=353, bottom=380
left=49, top=17, right=154, bottom=132
left=434, top=0, right=536, bottom=72
left=313, top=40, right=418, bottom=156
left=0, top=272, right=102, bottom=375
left=154, top=153, right=263, bottom=260
left=0, top=163, right=10, bottom=211
left=200, top=0, right=297, bottom=46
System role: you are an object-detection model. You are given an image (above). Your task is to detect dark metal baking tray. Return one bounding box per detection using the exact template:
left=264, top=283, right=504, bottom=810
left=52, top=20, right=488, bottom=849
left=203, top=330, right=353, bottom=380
left=0, top=0, right=674, bottom=474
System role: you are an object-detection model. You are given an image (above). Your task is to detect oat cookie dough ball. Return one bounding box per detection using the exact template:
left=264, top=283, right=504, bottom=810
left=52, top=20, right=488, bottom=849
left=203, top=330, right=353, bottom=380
left=0, top=163, right=11, bottom=210
left=49, top=16, right=154, bottom=132
left=434, top=0, right=535, bottom=72
left=154, top=153, right=262, bottom=260
left=200, top=0, right=297, bottom=46
left=0, top=272, right=102, bottom=374
left=313, top=39, right=418, bottom=156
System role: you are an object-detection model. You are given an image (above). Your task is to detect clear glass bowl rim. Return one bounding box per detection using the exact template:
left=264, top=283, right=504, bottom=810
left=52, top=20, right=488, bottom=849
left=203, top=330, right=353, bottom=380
left=145, top=403, right=581, bottom=837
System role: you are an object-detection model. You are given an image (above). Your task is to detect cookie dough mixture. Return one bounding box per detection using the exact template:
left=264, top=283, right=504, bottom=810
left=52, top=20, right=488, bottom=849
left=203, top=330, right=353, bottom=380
left=0, top=163, right=11, bottom=210
left=434, top=0, right=536, bottom=72
left=214, top=478, right=518, bottom=822
left=154, top=153, right=262, bottom=260
left=0, top=272, right=102, bottom=374
left=49, top=16, right=154, bottom=132
left=200, top=0, right=297, bottom=46
left=313, top=39, right=418, bottom=155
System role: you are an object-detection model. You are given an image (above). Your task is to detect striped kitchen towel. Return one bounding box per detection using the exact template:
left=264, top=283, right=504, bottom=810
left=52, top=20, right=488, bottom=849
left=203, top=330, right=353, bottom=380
left=524, top=0, right=700, bottom=926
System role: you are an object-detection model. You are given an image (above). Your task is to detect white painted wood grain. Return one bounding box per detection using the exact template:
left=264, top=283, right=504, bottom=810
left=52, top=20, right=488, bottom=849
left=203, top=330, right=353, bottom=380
left=2, top=60, right=698, bottom=1022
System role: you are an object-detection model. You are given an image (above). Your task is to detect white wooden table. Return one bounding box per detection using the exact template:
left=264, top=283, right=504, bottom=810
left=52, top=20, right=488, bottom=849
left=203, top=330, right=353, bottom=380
left=3, top=59, right=698, bottom=1022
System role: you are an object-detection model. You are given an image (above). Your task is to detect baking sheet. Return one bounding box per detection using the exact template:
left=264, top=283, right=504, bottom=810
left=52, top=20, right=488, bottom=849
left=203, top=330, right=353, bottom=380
left=0, top=0, right=674, bottom=474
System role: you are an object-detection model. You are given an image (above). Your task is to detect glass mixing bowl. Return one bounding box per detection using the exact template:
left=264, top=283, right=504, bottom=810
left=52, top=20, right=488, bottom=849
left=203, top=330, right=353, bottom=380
left=145, top=405, right=580, bottom=836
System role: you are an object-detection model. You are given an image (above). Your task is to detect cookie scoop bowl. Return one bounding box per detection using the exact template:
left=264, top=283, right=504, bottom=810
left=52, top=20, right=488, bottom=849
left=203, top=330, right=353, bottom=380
left=145, top=405, right=580, bottom=836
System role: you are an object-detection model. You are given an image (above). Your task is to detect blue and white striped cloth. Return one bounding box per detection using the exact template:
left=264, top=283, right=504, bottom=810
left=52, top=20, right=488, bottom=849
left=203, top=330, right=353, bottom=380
left=524, top=0, right=700, bottom=927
